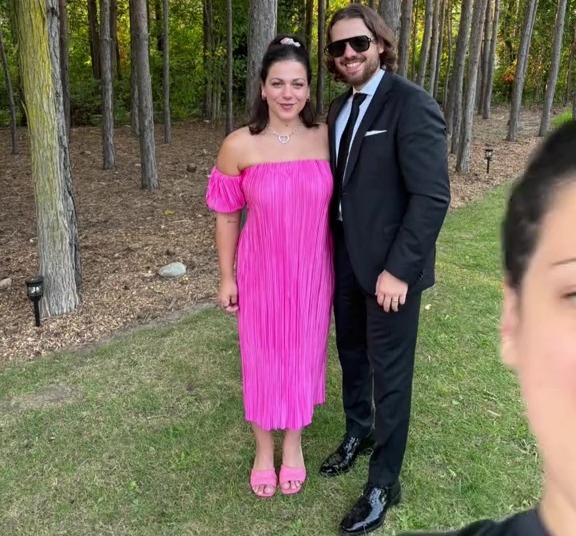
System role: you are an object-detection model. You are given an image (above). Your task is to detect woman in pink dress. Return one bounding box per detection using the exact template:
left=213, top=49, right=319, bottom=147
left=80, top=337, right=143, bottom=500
left=206, top=35, right=333, bottom=498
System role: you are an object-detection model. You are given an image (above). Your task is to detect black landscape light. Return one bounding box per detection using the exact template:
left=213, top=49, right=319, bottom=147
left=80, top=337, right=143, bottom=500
left=25, top=275, right=44, bottom=327
left=484, top=147, right=494, bottom=174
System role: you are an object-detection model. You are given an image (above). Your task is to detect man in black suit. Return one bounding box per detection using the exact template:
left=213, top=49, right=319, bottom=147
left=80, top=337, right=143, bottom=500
left=319, top=5, right=451, bottom=535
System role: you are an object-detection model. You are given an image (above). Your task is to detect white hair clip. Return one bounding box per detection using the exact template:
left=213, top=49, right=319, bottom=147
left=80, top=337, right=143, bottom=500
left=280, top=37, right=301, bottom=47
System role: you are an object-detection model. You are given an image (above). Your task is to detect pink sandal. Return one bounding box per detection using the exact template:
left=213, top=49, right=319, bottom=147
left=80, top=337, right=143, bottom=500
left=279, top=465, right=307, bottom=495
left=250, top=468, right=277, bottom=499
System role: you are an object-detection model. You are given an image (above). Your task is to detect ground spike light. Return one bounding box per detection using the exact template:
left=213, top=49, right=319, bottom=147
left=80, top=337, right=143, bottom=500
left=25, top=275, right=44, bottom=327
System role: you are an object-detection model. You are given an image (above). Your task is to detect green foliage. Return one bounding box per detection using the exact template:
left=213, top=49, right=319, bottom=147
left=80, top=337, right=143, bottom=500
left=552, top=109, right=575, bottom=128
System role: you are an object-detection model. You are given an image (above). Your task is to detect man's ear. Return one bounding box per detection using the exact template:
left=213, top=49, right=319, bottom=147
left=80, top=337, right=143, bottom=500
left=501, top=283, right=520, bottom=369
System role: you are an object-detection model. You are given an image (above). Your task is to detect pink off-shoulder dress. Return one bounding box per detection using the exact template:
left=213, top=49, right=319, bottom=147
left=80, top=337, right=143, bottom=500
left=206, top=160, right=334, bottom=431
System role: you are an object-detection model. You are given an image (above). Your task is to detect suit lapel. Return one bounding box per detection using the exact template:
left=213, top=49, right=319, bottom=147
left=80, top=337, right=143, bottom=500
left=343, top=72, right=395, bottom=186
left=328, top=90, right=352, bottom=176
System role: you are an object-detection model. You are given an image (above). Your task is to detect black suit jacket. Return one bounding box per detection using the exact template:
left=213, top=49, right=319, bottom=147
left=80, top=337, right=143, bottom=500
left=328, top=72, right=451, bottom=295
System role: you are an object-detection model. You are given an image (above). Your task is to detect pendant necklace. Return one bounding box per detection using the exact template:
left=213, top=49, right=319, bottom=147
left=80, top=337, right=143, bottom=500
left=268, top=124, right=302, bottom=144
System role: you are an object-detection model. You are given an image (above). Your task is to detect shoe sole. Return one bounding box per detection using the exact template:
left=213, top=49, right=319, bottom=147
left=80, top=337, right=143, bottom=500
left=338, top=489, right=401, bottom=536
left=319, top=445, right=374, bottom=478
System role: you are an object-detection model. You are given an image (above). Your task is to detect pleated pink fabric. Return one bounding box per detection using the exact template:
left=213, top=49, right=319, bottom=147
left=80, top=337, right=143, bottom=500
left=206, top=160, right=334, bottom=430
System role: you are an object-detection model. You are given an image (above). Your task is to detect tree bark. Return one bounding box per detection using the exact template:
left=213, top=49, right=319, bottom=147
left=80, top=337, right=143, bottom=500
left=133, top=0, right=158, bottom=189
left=432, top=0, right=446, bottom=99
left=316, top=0, right=326, bottom=114
left=410, top=0, right=419, bottom=79
left=397, top=0, right=413, bottom=77
left=246, top=0, right=277, bottom=112
left=225, top=0, right=233, bottom=134
left=87, top=0, right=101, bottom=79
left=379, top=0, right=401, bottom=40
left=16, top=0, right=81, bottom=316
left=482, top=0, right=499, bottom=119
left=129, top=0, right=139, bottom=135
left=100, top=0, right=116, bottom=169
left=427, top=0, right=441, bottom=95
left=305, top=0, right=313, bottom=50
left=110, top=0, right=120, bottom=78
left=446, top=0, right=473, bottom=151
left=507, top=0, right=539, bottom=141
left=456, top=0, right=489, bottom=173
left=162, top=0, right=171, bottom=143
left=416, top=0, right=433, bottom=86
left=443, top=0, right=452, bottom=106
left=58, top=0, right=71, bottom=140
left=0, top=25, right=18, bottom=154
left=477, top=0, right=492, bottom=115
left=538, top=0, right=568, bottom=136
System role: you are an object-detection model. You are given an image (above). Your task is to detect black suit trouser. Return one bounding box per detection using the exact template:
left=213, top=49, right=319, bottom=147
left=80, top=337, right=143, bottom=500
left=333, top=223, right=421, bottom=487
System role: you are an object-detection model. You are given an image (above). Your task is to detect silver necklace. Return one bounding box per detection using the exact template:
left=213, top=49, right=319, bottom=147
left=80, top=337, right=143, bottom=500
left=268, top=124, right=301, bottom=144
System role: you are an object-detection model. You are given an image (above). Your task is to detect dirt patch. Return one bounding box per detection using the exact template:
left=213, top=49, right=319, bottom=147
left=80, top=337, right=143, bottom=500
left=0, top=383, right=81, bottom=411
left=0, top=107, right=551, bottom=361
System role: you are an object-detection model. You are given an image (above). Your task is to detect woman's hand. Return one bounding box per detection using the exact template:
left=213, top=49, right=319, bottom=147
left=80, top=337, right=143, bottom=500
left=218, top=277, right=239, bottom=313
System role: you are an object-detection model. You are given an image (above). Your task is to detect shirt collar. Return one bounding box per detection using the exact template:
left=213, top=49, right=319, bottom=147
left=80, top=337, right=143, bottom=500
left=352, top=68, right=385, bottom=97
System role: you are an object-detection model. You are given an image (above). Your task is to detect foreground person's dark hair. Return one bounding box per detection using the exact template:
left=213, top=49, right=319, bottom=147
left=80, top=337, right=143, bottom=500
left=502, top=120, right=576, bottom=289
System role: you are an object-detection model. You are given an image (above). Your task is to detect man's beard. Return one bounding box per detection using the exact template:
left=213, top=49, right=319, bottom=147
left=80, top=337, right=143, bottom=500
left=338, top=54, right=381, bottom=87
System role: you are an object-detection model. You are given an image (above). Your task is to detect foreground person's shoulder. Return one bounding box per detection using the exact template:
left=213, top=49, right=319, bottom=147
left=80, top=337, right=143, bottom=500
left=400, top=509, right=548, bottom=536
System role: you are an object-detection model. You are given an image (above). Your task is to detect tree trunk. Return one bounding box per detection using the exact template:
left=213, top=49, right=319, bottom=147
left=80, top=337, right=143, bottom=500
left=203, top=0, right=221, bottom=122
left=397, top=0, right=412, bottom=77
left=507, top=0, right=539, bottom=141
left=246, top=0, right=277, bottom=112
left=443, top=0, right=452, bottom=106
left=563, top=27, right=576, bottom=105
left=305, top=0, right=313, bottom=50
left=162, top=0, right=171, bottom=143
left=379, top=0, right=401, bottom=40
left=456, top=0, right=489, bottom=173
left=58, top=0, right=70, bottom=140
left=410, top=0, right=419, bottom=79
left=446, top=0, right=473, bottom=151
left=110, top=0, right=120, bottom=78
left=0, top=25, right=18, bottom=154
left=225, top=0, right=233, bottom=134
left=16, top=0, right=81, bottom=316
left=87, top=0, right=101, bottom=79
left=129, top=0, right=139, bottom=135
left=100, top=0, right=115, bottom=169
left=482, top=0, right=499, bottom=119
left=427, top=0, right=441, bottom=95
left=316, top=0, right=326, bottom=114
left=477, top=0, right=492, bottom=115
left=133, top=0, right=159, bottom=189
left=155, top=0, right=163, bottom=51
left=432, top=0, right=446, bottom=99
left=538, top=0, right=568, bottom=136
left=416, top=0, right=433, bottom=86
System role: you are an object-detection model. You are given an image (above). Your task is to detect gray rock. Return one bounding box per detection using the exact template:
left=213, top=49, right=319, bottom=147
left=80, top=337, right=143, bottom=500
left=158, top=262, right=186, bottom=279
left=0, top=278, right=11, bottom=290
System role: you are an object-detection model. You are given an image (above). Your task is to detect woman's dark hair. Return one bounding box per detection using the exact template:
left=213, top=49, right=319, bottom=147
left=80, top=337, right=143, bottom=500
left=503, top=120, right=576, bottom=289
left=326, top=4, right=397, bottom=82
left=248, top=34, right=317, bottom=135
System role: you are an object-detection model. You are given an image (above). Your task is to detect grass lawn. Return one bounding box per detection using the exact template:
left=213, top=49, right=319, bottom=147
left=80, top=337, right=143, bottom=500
left=0, top=184, right=541, bottom=536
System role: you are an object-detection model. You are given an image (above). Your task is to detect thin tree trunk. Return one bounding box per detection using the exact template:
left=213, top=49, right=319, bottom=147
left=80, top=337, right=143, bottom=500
left=155, top=0, right=163, bottom=51
left=416, top=0, right=433, bottom=86
left=447, top=0, right=473, bottom=150
left=478, top=0, right=492, bottom=115
left=87, top=0, right=101, bottom=79
left=0, top=25, right=18, bottom=154
left=482, top=0, right=499, bottom=119
left=305, top=0, right=313, bottom=50
left=246, top=0, right=277, bottom=112
left=317, top=0, right=327, bottom=114
left=507, top=0, right=539, bottom=141
left=563, top=27, right=576, bottom=105
left=427, top=0, right=441, bottom=95
left=443, top=0, right=452, bottom=107
left=397, top=0, right=413, bottom=77
left=110, top=0, right=120, bottom=78
left=16, top=0, right=80, bottom=316
left=225, top=0, right=233, bottom=134
left=162, top=0, right=171, bottom=143
left=379, top=0, right=401, bottom=40
left=58, top=0, right=71, bottom=140
left=133, top=0, right=158, bottom=189
left=433, top=0, right=446, bottom=99
left=410, top=0, right=419, bottom=79
left=456, top=0, right=489, bottom=173
left=538, top=0, right=568, bottom=136
left=129, top=0, right=139, bottom=135
left=100, top=0, right=115, bottom=169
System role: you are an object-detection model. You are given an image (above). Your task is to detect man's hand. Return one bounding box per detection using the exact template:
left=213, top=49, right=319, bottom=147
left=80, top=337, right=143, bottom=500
left=375, top=270, right=408, bottom=313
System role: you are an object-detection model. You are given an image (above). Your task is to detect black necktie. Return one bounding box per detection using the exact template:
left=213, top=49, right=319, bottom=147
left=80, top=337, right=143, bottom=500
left=336, top=92, right=366, bottom=184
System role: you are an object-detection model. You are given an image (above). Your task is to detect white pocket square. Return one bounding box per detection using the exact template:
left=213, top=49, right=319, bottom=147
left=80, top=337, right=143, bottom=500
left=365, top=129, right=387, bottom=137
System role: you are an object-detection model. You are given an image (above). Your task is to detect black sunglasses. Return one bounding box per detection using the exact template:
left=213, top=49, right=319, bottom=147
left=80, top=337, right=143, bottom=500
left=325, top=35, right=373, bottom=58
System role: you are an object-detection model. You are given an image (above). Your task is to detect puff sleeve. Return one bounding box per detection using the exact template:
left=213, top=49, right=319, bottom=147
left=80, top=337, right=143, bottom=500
left=205, top=166, right=246, bottom=213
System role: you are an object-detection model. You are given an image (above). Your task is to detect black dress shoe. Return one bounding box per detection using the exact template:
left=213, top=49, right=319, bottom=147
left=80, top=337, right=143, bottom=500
left=340, top=481, right=401, bottom=535
left=319, top=435, right=375, bottom=477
